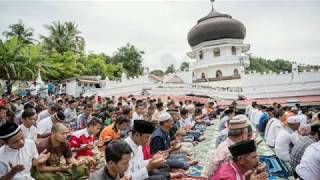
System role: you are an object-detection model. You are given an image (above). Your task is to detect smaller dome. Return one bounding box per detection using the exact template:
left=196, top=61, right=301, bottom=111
left=187, top=7, right=246, bottom=47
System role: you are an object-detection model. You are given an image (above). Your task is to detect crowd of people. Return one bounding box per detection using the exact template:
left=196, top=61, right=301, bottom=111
left=0, top=89, right=319, bottom=180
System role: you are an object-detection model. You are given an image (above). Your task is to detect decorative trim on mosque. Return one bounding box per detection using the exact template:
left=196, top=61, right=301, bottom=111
left=244, top=68, right=320, bottom=75
left=193, top=74, right=241, bottom=83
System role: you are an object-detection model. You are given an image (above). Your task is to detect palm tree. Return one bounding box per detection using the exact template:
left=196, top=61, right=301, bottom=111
left=20, top=45, right=51, bottom=80
left=2, top=20, right=35, bottom=44
left=40, top=21, right=85, bottom=54
left=0, top=36, right=26, bottom=79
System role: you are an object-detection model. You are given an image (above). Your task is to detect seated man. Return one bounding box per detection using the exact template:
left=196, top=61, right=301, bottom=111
left=37, top=111, right=66, bottom=139
left=90, top=140, right=132, bottom=180
left=20, top=110, right=37, bottom=142
left=125, top=120, right=173, bottom=180
left=290, top=123, right=318, bottom=171
left=275, top=115, right=302, bottom=161
left=150, top=112, right=190, bottom=170
left=179, top=108, right=204, bottom=142
left=212, top=140, right=268, bottom=180
left=207, top=119, right=248, bottom=178
left=68, top=118, right=102, bottom=159
left=99, top=115, right=130, bottom=143
left=0, top=122, right=50, bottom=180
left=33, top=123, right=89, bottom=180
left=295, top=123, right=320, bottom=180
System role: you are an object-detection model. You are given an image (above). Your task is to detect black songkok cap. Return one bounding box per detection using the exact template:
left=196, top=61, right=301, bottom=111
left=54, top=111, right=65, bottom=122
left=195, top=103, right=204, bottom=107
left=166, top=109, right=179, bottom=113
left=311, top=123, right=320, bottom=133
left=228, top=140, right=257, bottom=157
left=133, top=120, right=155, bottom=134
left=0, top=122, right=20, bottom=140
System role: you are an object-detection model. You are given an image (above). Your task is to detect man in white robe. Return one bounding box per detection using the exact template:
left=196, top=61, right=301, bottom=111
left=0, top=123, right=50, bottom=180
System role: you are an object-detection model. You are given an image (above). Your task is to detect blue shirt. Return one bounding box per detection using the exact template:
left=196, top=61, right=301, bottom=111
left=258, top=112, right=269, bottom=133
left=48, top=83, right=54, bottom=93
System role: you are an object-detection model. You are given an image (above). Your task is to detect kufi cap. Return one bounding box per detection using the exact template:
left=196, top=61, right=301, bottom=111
left=159, top=112, right=172, bottom=122
left=287, top=116, right=301, bottom=124
left=229, top=119, right=247, bottom=130
left=311, top=123, right=320, bottom=133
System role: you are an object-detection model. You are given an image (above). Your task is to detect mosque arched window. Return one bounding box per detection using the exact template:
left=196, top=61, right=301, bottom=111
left=216, top=70, right=222, bottom=78
left=213, top=48, right=220, bottom=57
left=232, top=46, right=236, bottom=55
left=199, top=51, right=203, bottom=60
left=201, top=72, right=206, bottom=79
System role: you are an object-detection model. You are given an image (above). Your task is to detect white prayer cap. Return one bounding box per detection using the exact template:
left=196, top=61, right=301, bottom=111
left=291, top=107, right=298, bottom=111
left=186, top=104, right=194, bottom=110
left=288, top=116, right=301, bottom=124
left=159, top=112, right=172, bottom=122
left=233, top=114, right=248, bottom=121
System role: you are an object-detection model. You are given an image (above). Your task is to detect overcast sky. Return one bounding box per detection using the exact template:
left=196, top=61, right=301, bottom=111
left=1, top=0, right=320, bottom=70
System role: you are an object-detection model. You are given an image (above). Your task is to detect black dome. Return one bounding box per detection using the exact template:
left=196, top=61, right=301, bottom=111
left=187, top=8, right=246, bottom=47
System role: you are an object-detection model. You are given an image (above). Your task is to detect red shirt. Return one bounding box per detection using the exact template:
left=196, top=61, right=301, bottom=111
left=68, top=128, right=95, bottom=158
left=211, top=162, right=245, bottom=180
left=143, top=145, right=154, bottom=160
left=0, top=99, right=8, bottom=106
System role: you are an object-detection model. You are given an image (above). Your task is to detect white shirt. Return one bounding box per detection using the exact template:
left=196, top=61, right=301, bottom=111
left=124, top=136, right=150, bottom=180
left=245, top=105, right=252, bottom=116
left=298, top=114, right=308, bottom=128
left=0, top=139, right=39, bottom=180
left=249, top=108, right=257, bottom=123
left=179, top=117, right=195, bottom=128
left=20, top=124, right=37, bottom=142
left=296, top=142, right=320, bottom=180
left=37, top=116, right=53, bottom=135
left=29, top=85, right=39, bottom=96
left=265, top=118, right=283, bottom=147
left=37, top=110, right=50, bottom=125
left=131, top=112, right=144, bottom=127
left=274, top=127, right=301, bottom=161
left=254, top=110, right=263, bottom=125
left=64, top=108, right=77, bottom=123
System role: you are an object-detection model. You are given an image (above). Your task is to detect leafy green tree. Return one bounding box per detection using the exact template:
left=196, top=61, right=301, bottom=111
left=83, top=53, right=124, bottom=80
left=111, top=43, right=144, bottom=77
left=180, top=61, right=189, bottom=71
left=44, top=51, right=83, bottom=80
left=150, top=69, right=165, bottom=77
left=2, top=20, right=35, bottom=44
left=165, top=64, right=175, bottom=74
left=0, top=36, right=26, bottom=79
left=247, top=57, right=293, bottom=73
left=40, top=21, right=85, bottom=54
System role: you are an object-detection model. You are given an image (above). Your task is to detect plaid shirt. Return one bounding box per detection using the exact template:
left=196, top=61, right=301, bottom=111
left=290, top=136, right=316, bottom=169
left=207, top=138, right=234, bottom=178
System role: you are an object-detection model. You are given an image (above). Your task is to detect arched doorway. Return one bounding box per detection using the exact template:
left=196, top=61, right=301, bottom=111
left=201, top=72, right=206, bottom=79
left=234, top=69, right=239, bottom=76
left=216, top=70, right=222, bottom=78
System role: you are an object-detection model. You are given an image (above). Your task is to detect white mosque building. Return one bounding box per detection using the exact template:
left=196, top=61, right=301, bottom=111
left=75, top=2, right=320, bottom=105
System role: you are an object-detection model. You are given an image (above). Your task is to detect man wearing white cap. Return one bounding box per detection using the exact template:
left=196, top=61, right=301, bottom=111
left=275, top=115, right=302, bottom=161
left=150, top=112, right=190, bottom=170
left=150, top=112, right=175, bottom=154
